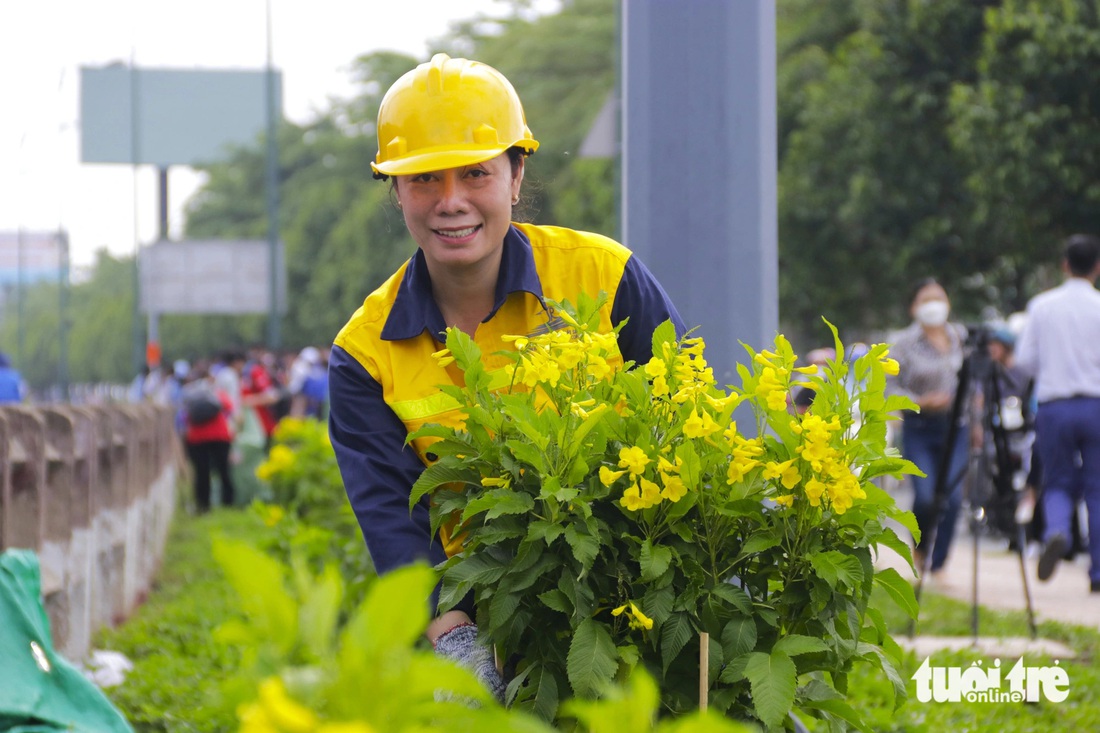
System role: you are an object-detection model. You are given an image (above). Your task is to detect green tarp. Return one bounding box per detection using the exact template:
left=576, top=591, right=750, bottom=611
left=0, top=550, right=133, bottom=732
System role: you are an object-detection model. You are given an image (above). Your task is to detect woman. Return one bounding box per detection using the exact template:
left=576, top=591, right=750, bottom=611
left=181, top=368, right=236, bottom=512
left=327, top=54, right=685, bottom=699
left=889, top=278, right=970, bottom=581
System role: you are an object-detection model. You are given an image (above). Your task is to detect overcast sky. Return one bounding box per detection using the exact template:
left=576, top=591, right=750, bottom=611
left=0, top=0, right=558, bottom=268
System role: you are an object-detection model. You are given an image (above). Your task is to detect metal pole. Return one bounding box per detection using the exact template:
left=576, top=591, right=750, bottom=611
left=157, top=167, right=170, bottom=242
left=16, top=226, right=25, bottom=367
left=58, top=230, right=70, bottom=401
left=130, top=59, right=145, bottom=374
left=621, top=0, right=778, bottom=389
left=264, top=0, right=281, bottom=349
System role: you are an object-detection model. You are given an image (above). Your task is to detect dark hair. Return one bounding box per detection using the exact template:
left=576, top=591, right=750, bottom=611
left=907, top=277, right=943, bottom=307
left=1064, top=233, right=1100, bottom=277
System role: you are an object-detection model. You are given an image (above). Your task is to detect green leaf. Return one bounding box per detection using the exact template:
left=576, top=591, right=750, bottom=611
left=857, top=641, right=908, bottom=706
left=874, top=526, right=917, bottom=571
left=809, top=551, right=865, bottom=589
left=774, top=634, right=829, bottom=657
left=639, top=539, right=673, bottom=582
left=359, top=564, right=435, bottom=655
left=739, top=533, right=781, bottom=557
left=642, top=584, right=675, bottom=625
left=660, top=612, right=695, bottom=673
left=651, top=319, right=678, bottom=359
left=800, top=698, right=871, bottom=732
left=564, top=524, right=599, bottom=572
left=461, top=488, right=535, bottom=524
left=873, top=568, right=919, bottom=620
left=505, top=438, right=548, bottom=472
left=296, top=562, right=344, bottom=661
left=743, top=650, right=797, bottom=730
left=675, top=441, right=702, bottom=489
left=439, top=553, right=507, bottom=609
left=528, top=520, right=566, bottom=546
left=409, top=461, right=477, bottom=511
left=212, top=537, right=298, bottom=657
left=490, top=591, right=521, bottom=626
left=710, top=583, right=753, bottom=616
left=567, top=618, right=619, bottom=697
left=720, top=616, right=757, bottom=660
left=539, top=589, right=572, bottom=615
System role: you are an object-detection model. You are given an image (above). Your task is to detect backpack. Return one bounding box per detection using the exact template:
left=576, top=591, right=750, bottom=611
left=182, top=382, right=223, bottom=425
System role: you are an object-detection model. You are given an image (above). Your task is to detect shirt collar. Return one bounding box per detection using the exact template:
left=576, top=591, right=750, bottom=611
left=381, top=224, right=545, bottom=341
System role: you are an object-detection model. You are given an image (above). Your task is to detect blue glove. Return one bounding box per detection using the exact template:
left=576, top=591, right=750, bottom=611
left=433, top=622, right=506, bottom=703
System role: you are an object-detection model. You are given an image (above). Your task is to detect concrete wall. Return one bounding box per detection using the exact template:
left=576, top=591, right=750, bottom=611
left=0, top=403, right=178, bottom=663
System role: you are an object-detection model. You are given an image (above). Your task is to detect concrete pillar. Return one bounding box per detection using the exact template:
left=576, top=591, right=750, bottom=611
left=621, top=0, right=778, bottom=386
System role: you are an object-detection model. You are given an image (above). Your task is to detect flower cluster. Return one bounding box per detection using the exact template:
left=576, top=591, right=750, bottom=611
left=601, top=447, right=688, bottom=511
left=410, top=298, right=922, bottom=726
left=256, top=444, right=295, bottom=482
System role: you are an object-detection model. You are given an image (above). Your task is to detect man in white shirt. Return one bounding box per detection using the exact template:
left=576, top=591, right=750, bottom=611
left=1015, top=233, right=1100, bottom=592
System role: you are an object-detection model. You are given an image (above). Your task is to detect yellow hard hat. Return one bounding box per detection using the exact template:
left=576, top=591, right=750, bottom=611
left=372, top=53, right=539, bottom=178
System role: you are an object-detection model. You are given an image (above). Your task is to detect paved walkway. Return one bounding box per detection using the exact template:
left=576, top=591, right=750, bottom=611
left=877, top=484, right=1098, bottom=643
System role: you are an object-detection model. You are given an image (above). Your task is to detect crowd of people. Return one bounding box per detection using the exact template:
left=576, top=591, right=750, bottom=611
left=130, top=344, right=331, bottom=513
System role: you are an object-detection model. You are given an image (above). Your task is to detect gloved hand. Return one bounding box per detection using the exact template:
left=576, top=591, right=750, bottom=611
left=432, top=622, right=506, bottom=703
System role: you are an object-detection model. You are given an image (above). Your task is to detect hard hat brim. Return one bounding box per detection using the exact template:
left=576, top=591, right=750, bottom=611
left=372, top=140, right=538, bottom=178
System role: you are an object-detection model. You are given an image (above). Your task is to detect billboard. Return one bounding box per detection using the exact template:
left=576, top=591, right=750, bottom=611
left=80, top=65, right=281, bottom=167
left=138, top=239, right=286, bottom=315
left=0, top=230, right=65, bottom=286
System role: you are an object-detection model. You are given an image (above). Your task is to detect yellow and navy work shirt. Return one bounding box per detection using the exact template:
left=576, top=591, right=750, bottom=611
left=328, top=223, right=685, bottom=582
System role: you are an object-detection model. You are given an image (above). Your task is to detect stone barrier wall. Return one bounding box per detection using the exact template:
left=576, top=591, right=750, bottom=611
left=0, top=403, right=179, bottom=663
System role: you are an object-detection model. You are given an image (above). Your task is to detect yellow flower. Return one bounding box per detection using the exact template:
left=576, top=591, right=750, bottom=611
left=638, top=477, right=662, bottom=507
left=774, top=494, right=794, bottom=507
left=683, top=408, right=722, bottom=438
left=587, top=354, right=612, bottom=380
left=599, top=466, right=626, bottom=486
left=620, top=484, right=645, bottom=511
left=661, top=474, right=688, bottom=502
left=259, top=504, right=285, bottom=527
left=804, top=477, right=827, bottom=507
left=628, top=601, right=655, bottom=630
left=256, top=677, right=317, bottom=733
left=618, top=446, right=652, bottom=475
left=612, top=601, right=654, bottom=630
left=727, top=456, right=758, bottom=485
left=762, top=459, right=800, bottom=490
left=755, top=366, right=790, bottom=411
left=651, top=375, right=670, bottom=397
left=480, top=476, right=512, bottom=489
left=644, top=357, right=668, bottom=379
left=431, top=347, right=456, bottom=368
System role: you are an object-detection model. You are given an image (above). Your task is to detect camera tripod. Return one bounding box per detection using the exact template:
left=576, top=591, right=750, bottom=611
left=907, top=333, right=1038, bottom=640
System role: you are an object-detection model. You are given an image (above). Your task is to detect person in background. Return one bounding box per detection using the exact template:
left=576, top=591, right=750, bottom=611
left=792, top=347, right=835, bottom=414
left=1015, top=233, right=1100, bottom=592
left=181, top=368, right=236, bottom=513
left=888, top=278, right=970, bottom=583
left=241, top=345, right=281, bottom=450
left=327, top=54, right=685, bottom=701
left=0, top=353, right=25, bottom=404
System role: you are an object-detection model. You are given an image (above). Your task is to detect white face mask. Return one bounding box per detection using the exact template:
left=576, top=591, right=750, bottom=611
left=914, top=299, right=950, bottom=327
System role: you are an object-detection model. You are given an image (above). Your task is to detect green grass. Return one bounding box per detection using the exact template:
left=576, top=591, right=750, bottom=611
left=823, top=588, right=1100, bottom=732
left=96, top=507, right=268, bottom=733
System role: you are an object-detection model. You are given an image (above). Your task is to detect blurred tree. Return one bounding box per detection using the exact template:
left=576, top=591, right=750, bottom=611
left=778, top=0, right=997, bottom=348
left=948, top=0, right=1100, bottom=310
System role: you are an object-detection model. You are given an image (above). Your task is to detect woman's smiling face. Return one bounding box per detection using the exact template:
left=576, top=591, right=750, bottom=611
left=394, top=153, right=523, bottom=272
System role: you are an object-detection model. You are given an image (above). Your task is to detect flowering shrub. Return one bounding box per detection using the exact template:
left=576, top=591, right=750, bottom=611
left=253, top=417, right=373, bottom=610
left=410, top=295, right=922, bottom=729
left=215, top=546, right=751, bottom=733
